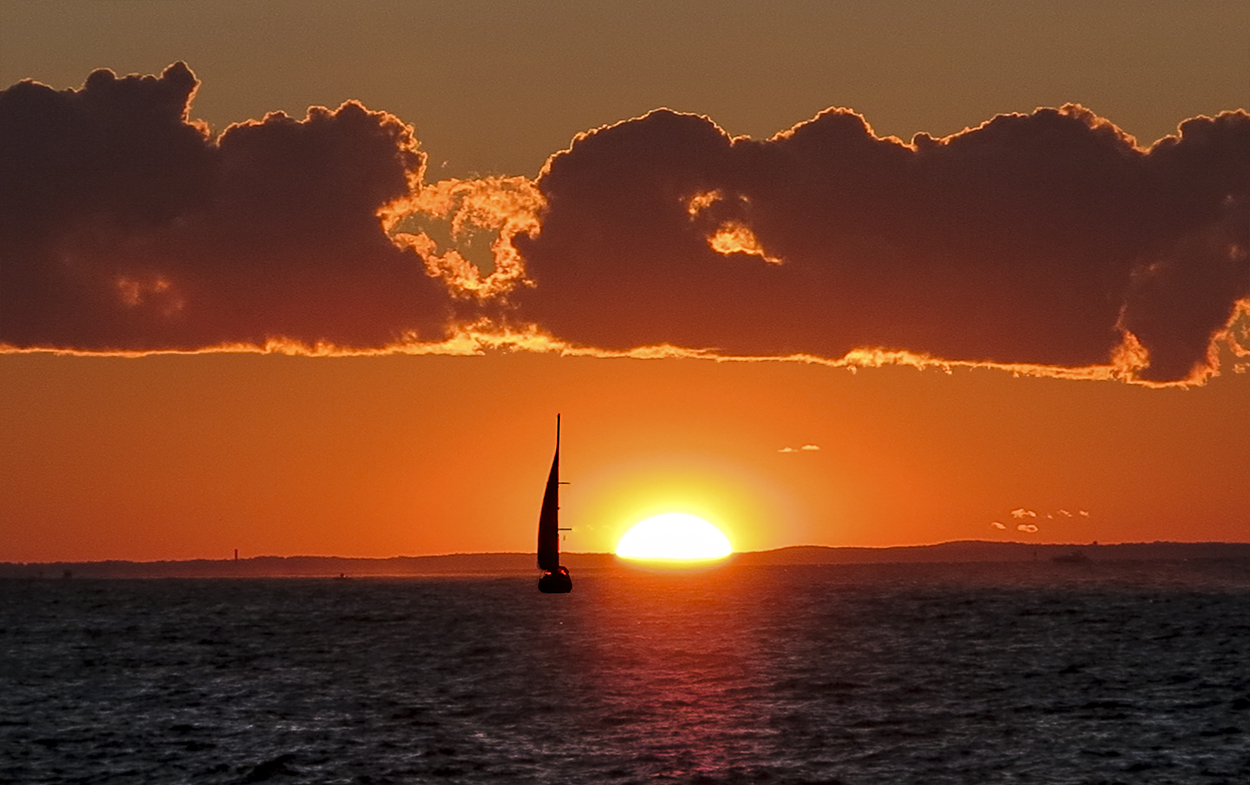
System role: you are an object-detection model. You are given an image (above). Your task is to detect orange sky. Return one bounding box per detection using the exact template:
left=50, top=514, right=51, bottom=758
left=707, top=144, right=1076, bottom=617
left=1, top=1, right=1248, bottom=562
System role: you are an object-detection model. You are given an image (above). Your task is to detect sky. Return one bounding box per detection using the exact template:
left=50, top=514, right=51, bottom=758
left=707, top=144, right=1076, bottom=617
left=1, top=1, right=1248, bottom=562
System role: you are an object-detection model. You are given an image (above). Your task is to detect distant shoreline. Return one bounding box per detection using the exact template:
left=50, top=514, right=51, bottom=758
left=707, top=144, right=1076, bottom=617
left=4, top=541, right=1250, bottom=579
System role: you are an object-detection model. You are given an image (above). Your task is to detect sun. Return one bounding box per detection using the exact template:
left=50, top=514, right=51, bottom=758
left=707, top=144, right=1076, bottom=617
left=615, top=513, right=733, bottom=561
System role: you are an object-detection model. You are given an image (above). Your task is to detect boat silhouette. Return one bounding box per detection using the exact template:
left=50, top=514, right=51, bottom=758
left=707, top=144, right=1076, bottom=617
left=537, top=415, right=572, bottom=593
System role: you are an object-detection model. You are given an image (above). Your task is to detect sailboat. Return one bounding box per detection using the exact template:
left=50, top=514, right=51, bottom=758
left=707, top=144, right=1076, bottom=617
left=537, top=414, right=573, bottom=593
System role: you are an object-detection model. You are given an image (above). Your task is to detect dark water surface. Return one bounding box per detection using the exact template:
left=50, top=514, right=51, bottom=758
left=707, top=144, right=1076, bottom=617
left=4, top=561, right=1250, bottom=784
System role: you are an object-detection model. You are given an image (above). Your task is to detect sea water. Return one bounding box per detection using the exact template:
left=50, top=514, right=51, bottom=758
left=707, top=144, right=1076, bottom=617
left=3, top=561, right=1250, bottom=784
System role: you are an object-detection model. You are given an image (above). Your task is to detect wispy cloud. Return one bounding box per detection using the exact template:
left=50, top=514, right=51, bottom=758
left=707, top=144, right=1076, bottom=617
left=778, top=444, right=820, bottom=454
left=1001, top=506, right=1091, bottom=532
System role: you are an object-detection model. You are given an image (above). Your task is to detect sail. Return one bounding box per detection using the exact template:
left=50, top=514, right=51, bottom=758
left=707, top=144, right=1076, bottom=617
left=536, top=424, right=561, bottom=571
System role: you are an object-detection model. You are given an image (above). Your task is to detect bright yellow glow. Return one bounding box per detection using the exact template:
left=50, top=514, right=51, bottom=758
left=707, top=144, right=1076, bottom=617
left=615, top=513, right=733, bottom=560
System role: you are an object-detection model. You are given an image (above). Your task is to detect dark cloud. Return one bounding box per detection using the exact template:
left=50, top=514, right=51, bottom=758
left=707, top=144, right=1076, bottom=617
left=511, top=106, right=1249, bottom=384
left=3, top=65, right=1247, bottom=384
left=0, top=63, right=451, bottom=353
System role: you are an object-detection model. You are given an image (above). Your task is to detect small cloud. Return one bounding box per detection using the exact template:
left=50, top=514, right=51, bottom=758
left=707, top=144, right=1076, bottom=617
left=1056, top=509, right=1073, bottom=518
left=1017, top=524, right=1039, bottom=533
left=991, top=522, right=1007, bottom=530
left=1078, top=510, right=1091, bottom=517
left=1010, top=508, right=1037, bottom=519
left=778, top=444, right=819, bottom=453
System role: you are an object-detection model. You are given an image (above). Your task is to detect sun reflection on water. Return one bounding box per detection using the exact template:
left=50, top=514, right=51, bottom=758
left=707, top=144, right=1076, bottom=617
left=571, top=568, right=777, bottom=780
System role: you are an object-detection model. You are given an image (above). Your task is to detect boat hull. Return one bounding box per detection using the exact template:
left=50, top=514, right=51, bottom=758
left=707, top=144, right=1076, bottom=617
left=538, top=567, right=572, bottom=593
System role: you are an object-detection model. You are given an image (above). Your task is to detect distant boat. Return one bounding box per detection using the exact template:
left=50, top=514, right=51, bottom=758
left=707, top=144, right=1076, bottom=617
left=537, top=415, right=573, bottom=593
left=1051, top=550, right=1091, bottom=565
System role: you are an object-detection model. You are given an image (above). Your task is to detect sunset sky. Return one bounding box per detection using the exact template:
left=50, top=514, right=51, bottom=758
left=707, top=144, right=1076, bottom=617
left=2, top=1, right=1248, bottom=563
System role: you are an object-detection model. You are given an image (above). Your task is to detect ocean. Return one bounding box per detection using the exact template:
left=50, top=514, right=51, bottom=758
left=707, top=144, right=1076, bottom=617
left=3, top=560, right=1250, bottom=784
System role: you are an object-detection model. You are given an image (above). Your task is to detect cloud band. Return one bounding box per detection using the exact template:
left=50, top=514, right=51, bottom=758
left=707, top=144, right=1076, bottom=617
left=3, top=65, right=1246, bottom=385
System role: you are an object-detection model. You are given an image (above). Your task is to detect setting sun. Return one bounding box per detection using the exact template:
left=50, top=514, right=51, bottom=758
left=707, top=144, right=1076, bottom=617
left=615, top=513, right=733, bottom=560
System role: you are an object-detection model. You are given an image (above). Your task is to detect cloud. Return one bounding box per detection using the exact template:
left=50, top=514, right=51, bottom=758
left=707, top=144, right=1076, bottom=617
left=778, top=444, right=820, bottom=453
left=0, top=64, right=452, bottom=353
left=1017, top=524, right=1040, bottom=533
left=991, top=522, right=1007, bottom=530
left=510, top=106, right=1249, bottom=385
left=1010, top=507, right=1089, bottom=523
left=3, top=64, right=1247, bottom=386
